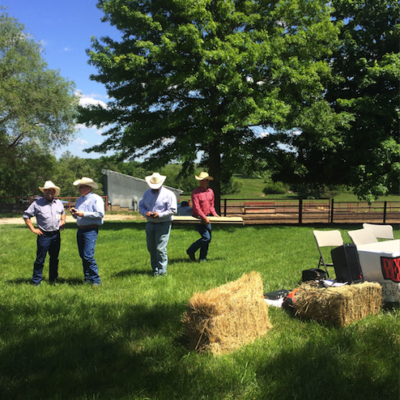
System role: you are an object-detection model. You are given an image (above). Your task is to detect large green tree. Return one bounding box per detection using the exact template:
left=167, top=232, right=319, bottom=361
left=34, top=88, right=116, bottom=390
left=272, top=0, right=400, bottom=201
left=78, top=0, right=343, bottom=210
left=0, top=9, right=78, bottom=197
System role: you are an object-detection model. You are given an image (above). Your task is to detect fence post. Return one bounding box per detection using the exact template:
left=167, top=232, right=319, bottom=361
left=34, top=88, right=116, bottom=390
left=106, top=195, right=108, bottom=212
left=299, top=199, right=303, bottom=224
left=330, top=198, right=334, bottom=223
left=224, top=198, right=227, bottom=217
left=383, top=201, right=387, bottom=224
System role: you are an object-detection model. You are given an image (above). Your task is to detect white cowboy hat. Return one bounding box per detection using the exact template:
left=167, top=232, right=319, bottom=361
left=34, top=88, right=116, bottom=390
left=195, top=172, right=214, bottom=181
left=145, top=172, right=166, bottom=189
left=73, top=177, right=99, bottom=189
left=39, top=181, right=60, bottom=197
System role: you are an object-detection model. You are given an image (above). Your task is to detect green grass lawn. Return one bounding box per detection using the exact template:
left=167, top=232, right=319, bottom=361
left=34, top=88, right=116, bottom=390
left=0, top=222, right=399, bottom=400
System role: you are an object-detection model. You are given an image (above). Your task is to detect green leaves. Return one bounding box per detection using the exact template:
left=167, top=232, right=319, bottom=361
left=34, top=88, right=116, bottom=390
left=79, top=0, right=343, bottom=204
left=0, top=9, right=78, bottom=197
left=0, top=10, right=78, bottom=151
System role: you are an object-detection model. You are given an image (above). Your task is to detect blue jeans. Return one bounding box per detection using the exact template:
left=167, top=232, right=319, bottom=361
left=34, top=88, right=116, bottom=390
left=187, top=223, right=212, bottom=261
left=77, top=227, right=101, bottom=285
left=145, top=222, right=172, bottom=275
left=32, top=231, right=60, bottom=285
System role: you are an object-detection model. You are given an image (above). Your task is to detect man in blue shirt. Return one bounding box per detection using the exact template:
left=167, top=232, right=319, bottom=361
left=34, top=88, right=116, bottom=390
left=139, top=173, right=177, bottom=277
left=70, top=177, right=104, bottom=286
left=23, top=181, right=66, bottom=285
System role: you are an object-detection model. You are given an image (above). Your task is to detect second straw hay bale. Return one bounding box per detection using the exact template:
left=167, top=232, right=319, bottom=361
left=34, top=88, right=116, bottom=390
left=183, top=272, right=272, bottom=355
left=294, top=282, right=382, bottom=326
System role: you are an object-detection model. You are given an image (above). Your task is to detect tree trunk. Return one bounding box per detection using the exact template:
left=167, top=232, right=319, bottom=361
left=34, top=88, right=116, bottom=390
left=208, top=141, right=221, bottom=215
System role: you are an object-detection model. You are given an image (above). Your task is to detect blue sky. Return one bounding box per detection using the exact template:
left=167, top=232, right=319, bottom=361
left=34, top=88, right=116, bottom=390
left=3, top=0, right=121, bottom=159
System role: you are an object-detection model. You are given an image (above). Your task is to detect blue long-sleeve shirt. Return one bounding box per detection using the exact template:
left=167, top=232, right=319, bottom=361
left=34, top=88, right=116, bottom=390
left=74, top=192, right=104, bottom=226
left=139, top=187, right=177, bottom=223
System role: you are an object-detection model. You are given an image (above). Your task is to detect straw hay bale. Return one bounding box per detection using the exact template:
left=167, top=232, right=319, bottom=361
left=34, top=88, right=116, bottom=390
left=294, top=282, right=383, bottom=327
left=182, top=272, right=272, bottom=355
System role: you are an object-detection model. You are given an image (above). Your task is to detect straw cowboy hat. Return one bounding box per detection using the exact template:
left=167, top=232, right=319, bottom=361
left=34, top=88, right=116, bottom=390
left=39, top=181, right=60, bottom=197
left=195, top=172, right=214, bottom=181
left=73, top=177, right=98, bottom=189
left=145, top=172, right=166, bottom=189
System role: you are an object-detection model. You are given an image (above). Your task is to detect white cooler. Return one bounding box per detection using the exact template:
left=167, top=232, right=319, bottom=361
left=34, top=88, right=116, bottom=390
left=357, top=239, right=400, bottom=302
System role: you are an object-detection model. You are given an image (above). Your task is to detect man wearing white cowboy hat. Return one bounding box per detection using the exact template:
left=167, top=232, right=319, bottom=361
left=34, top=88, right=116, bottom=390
left=70, top=177, right=104, bottom=286
left=139, top=172, right=177, bottom=276
left=23, top=181, right=66, bottom=285
left=186, top=172, right=219, bottom=262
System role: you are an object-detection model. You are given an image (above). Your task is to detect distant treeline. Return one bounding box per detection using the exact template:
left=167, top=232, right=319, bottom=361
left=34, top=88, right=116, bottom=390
left=0, top=152, right=242, bottom=199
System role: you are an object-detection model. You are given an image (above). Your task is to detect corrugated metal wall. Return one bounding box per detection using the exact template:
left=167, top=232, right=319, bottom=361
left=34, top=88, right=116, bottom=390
left=103, top=170, right=183, bottom=210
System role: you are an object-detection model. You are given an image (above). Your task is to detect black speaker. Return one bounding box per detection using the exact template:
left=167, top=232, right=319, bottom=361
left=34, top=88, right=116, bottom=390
left=331, top=244, right=364, bottom=284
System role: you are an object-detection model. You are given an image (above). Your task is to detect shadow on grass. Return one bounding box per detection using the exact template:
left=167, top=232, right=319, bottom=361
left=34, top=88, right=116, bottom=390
left=0, top=295, right=398, bottom=400
left=6, top=277, right=87, bottom=286
left=5, top=277, right=32, bottom=285
left=0, top=301, right=189, bottom=399
left=254, top=325, right=399, bottom=399
left=168, top=256, right=226, bottom=265
left=112, top=269, right=153, bottom=278
left=382, top=302, right=400, bottom=312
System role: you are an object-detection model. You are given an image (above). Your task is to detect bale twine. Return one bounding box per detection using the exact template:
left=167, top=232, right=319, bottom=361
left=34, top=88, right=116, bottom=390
left=294, top=282, right=383, bottom=327
left=182, top=271, right=272, bottom=355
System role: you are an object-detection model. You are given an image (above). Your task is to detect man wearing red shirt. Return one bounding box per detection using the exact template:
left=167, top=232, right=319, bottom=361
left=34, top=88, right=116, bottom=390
left=186, top=172, right=220, bottom=262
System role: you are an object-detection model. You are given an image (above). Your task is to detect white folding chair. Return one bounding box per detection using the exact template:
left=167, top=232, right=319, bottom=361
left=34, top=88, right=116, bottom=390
left=362, top=223, right=394, bottom=240
left=348, top=228, right=378, bottom=246
left=313, top=230, right=344, bottom=277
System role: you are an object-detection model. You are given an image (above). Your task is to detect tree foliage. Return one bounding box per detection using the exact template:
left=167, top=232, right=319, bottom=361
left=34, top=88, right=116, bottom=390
left=78, top=0, right=342, bottom=211
left=273, top=0, right=400, bottom=202
left=0, top=9, right=78, bottom=197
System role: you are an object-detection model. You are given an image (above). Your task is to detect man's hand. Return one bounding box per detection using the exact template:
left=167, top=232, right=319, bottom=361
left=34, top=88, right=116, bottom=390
left=146, top=211, right=154, bottom=217
left=60, top=220, right=66, bottom=230
left=70, top=208, right=84, bottom=217
left=202, top=217, right=210, bottom=224
left=24, top=218, right=43, bottom=235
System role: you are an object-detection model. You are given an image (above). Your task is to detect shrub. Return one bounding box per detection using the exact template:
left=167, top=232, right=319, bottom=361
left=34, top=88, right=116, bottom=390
left=221, top=177, right=243, bottom=195
left=263, top=181, right=287, bottom=195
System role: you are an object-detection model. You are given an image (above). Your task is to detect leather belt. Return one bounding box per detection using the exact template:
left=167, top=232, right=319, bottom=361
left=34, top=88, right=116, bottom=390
left=42, top=230, right=59, bottom=235
left=78, top=225, right=99, bottom=229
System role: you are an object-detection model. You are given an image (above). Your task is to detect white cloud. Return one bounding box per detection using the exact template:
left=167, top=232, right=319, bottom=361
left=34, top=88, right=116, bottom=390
left=75, top=90, right=108, bottom=108
left=291, top=129, right=301, bottom=136
left=74, top=138, right=89, bottom=145
left=259, top=131, right=270, bottom=138
left=84, top=92, right=109, bottom=99
left=64, top=46, right=72, bottom=51
left=75, top=123, right=104, bottom=136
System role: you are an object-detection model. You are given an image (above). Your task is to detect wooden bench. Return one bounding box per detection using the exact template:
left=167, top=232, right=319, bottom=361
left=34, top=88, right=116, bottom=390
left=243, top=201, right=276, bottom=214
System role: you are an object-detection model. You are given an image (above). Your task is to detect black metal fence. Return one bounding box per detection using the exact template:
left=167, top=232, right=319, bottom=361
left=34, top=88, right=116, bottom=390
left=219, top=198, right=400, bottom=225
left=2, top=196, right=399, bottom=225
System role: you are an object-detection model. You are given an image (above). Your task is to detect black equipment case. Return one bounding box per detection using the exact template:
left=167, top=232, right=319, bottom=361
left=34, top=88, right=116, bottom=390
left=331, top=244, right=364, bottom=284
